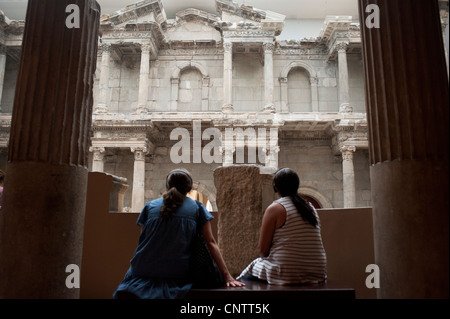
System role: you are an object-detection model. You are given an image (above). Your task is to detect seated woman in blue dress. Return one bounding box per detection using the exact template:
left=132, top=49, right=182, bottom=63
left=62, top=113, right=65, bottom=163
left=113, top=169, right=244, bottom=299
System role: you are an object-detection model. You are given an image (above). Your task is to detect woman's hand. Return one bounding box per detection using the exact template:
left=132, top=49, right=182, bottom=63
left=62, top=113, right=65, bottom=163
left=224, top=274, right=246, bottom=287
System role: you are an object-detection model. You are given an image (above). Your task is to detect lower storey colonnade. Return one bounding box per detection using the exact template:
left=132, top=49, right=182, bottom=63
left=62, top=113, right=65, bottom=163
left=87, top=112, right=368, bottom=212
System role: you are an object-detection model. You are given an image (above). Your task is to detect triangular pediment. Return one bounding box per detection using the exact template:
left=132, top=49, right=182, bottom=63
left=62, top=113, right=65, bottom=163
left=215, top=0, right=285, bottom=35
left=100, top=0, right=167, bottom=27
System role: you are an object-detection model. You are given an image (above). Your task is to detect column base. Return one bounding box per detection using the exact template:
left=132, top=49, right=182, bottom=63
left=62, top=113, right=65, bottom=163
left=135, top=105, right=150, bottom=114
left=93, top=104, right=108, bottom=114
left=0, top=162, right=88, bottom=298
left=371, top=159, right=449, bottom=298
left=222, top=104, right=234, bottom=113
left=339, top=103, right=353, bottom=113
left=263, top=104, right=276, bottom=113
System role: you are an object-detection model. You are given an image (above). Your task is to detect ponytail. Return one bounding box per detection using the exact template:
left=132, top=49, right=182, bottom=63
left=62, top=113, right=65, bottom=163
left=160, top=187, right=185, bottom=220
left=290, top=194, right=318, bottom=228
left=160, top=169, right=193, bottom=219
left=273, top=167, right=318, bottom=228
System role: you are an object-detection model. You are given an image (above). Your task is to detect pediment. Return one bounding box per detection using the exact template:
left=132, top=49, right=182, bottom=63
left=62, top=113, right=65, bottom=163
left=166, top=8, right=221, bottom=42
left=100, top=0, right=167, bottom=28
left=215, top=0, right=285, bottom=35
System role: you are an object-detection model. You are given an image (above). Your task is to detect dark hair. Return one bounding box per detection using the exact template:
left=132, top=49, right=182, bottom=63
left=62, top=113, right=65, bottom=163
left=160, top=169, right=193, bottom=220
left=272, top=168, right=318, bottom=228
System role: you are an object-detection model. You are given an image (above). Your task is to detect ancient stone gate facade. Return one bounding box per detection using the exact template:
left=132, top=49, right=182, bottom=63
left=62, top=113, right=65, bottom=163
left=1, top=0, right=377, bottom=211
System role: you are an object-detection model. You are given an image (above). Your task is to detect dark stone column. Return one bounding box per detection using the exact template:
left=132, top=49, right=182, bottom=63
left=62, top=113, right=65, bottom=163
left=0, top=0, right=100, bottom=298
left=358, top=0, right=449, bottom=298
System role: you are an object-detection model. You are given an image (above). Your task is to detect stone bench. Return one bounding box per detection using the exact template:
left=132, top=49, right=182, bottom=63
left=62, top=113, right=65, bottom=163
left=185, top=278, right=355, bottom=299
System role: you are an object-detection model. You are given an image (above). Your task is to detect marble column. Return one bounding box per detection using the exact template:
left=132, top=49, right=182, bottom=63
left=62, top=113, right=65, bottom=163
left=336, top=42, right=352, bottom=113
left=0, top=45, right=6, bottom=112
left=359, top=0, right=449, bottom=298
left=136, top=43, right=151, bottom=114
left=90, top=146, right=105, bottom=172
left=341, top=146, right=356, bottom=208
left=279, top=77, right=288, bottom=112
left=263, top=42, right=275, bottom=112
left=310, top=76, right=319, bottom=112
left=221, top=130, right=235, bottom=167
left=131, top=146, right=147, bottom=212
left=0, top=0, right=100, bottom=299
left=95, top=43, right=111, bottom=114
left=222, top=41, right=233, bottom=112
left=265, top=128, right=280, bottom=170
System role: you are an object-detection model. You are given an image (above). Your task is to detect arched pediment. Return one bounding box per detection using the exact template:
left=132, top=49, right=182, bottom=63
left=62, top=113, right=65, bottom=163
left=171, top=61, right=208, bottom=79
left=281, top=61, right=317, bottom=79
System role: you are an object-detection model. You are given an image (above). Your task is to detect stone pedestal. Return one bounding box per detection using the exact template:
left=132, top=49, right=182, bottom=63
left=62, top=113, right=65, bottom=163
left=0, top=0, right=100, bottom=299
left=359, top=0, right=449, bottom=298
left=213, top=165, right=276, bottom=276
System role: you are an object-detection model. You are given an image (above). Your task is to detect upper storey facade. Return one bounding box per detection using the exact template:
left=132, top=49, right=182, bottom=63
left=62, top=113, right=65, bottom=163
left=92, top=0, right=365, bottom=115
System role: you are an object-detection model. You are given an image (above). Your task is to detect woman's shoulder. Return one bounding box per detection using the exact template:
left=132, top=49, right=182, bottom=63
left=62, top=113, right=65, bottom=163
left=274, top=196, right=294, bottom=207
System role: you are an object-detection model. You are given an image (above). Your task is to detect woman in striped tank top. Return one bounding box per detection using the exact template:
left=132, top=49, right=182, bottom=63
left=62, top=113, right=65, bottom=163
left=237, top=168, right=327, bottom=285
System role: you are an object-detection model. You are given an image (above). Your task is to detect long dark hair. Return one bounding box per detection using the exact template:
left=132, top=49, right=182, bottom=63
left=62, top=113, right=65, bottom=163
left=272, top=168, right=318, bottom=228
left=160, top=169, right=193, bottom=219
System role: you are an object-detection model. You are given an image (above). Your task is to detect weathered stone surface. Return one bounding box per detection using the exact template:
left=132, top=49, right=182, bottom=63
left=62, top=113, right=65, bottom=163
left=0, top=0, right=100, bottom=299
left=359, top=0, right=449, bottom=298
left=213, top=165, right=275, bottom=276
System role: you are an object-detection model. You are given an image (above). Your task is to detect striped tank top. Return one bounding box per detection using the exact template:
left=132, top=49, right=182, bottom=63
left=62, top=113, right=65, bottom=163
left=237, top=196, right=327, bottom=285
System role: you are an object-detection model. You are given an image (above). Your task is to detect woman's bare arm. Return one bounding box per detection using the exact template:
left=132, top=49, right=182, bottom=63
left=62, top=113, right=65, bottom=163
left=202, top=221, right=245, bottom=287
left=258, top=203, right=287, bottom=257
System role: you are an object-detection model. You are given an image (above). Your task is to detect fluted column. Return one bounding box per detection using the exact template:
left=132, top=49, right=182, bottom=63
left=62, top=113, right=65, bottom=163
left=222, top=41, right=233, bottom=112
left=136, top=43, right=150, bottom=114
left=131, top=146, right=147, bottom=212
left=0, top=0, right=100, bottom=299
left=95, top=43, right=111, bottom=114
left=341, top=146, right=356, bottom=208
left=90, top=146, right=105, bottom=172
left=359, top=0, right=449, bottom=298
left=0, top=45, right=6, bottom=112
left=336, top=42, right=352, bottom=113
left=263, top=42, right=275, bottom=112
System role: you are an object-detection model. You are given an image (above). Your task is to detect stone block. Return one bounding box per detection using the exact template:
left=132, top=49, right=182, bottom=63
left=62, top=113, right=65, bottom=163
left=213, top=165, right=276, bottom=277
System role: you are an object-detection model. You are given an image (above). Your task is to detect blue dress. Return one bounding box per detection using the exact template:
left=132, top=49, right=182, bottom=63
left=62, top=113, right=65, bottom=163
left=113, top=197, right=213, bottom=299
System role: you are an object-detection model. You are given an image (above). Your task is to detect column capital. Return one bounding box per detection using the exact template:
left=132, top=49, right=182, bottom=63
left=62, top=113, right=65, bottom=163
left=223, top=41, right=233, bottom=53
left=131, top=146, right=148, bottom=160
left=100, top=43, right=112, bottom=53
left=335, top=42, right=349, bottom=53
left=310, top=76, right=319, bottom=86
left=262, top=41, right=275, bottom=53
left=340, top=145, right=356, bottom=160
left=139, top=42, right=152, bottom=53
left=89, top=146, right=105, bottom=159
left=0, top=44, right=6, bottom=55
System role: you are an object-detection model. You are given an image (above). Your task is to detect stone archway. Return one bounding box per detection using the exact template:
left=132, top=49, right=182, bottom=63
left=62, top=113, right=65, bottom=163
left=191, top=181, right=217, bottom=212
left=170, top=61, right=210, bottom=111
left=280, top=61, right=319, bottom=112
